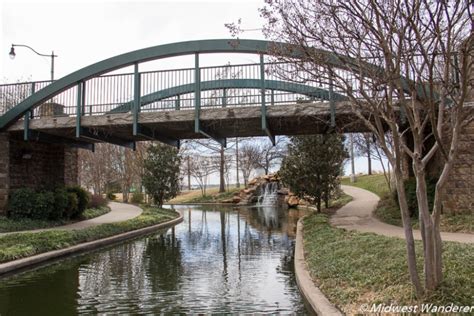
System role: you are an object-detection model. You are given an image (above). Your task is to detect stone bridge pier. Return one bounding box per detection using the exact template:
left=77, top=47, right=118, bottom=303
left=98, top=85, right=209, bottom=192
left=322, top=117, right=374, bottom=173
left=0, top=132, right=78, bottom=214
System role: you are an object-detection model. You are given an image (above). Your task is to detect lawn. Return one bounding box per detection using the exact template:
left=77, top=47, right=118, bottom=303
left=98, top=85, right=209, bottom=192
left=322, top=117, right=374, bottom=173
left=303, top=213, right=474, bottom=314
left=0, top=206, right=111, bottom=233
left=342, top=174, right=473, bottom=233
left=168, top=186, right=240, bottom=204
left=0, top=206, right=178, bottom=263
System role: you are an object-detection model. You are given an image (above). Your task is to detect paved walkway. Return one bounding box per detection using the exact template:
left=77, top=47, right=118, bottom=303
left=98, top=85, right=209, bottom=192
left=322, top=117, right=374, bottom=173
left=330, top=185, right=474, bottom=244
left=0, top=202, right=143, bottom=236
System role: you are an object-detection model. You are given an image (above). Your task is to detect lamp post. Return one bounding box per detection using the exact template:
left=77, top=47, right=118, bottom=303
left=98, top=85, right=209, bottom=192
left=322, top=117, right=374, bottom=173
left=9, top=44, right=58, bottom=81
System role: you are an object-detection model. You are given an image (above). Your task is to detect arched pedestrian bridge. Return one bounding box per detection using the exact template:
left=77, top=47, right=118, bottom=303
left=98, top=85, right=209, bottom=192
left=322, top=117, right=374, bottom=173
left=0, top=39, right=383, bottom=150
left=2, top=38, right=454, bottom=215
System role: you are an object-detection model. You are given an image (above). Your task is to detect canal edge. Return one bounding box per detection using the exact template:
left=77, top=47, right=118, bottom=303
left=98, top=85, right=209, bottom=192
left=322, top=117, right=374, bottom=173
left=295, top=216, right=343, bottom=316
left=0, top=214, right=184, bottom=277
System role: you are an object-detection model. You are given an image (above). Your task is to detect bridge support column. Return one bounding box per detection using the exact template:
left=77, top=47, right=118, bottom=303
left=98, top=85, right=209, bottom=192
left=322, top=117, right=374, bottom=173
left=0, top=132, right=78, bottom=215
left=0, top=133, right=10, bottom=215
left=440, top=111, right=474, bottom=214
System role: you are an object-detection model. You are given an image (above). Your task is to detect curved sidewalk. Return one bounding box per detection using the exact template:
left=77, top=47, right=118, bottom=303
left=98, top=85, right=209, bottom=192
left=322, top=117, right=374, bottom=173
left=331, top=185, right=474, bottom=244
left=0, top=202, right=142, bottom=236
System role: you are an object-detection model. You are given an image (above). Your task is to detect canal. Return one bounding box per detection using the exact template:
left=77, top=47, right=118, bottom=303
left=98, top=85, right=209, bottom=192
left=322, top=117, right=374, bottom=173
left=0, top=205, right=308, bottom=314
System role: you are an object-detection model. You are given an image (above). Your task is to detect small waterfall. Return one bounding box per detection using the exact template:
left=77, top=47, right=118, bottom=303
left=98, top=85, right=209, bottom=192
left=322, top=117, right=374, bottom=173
left=256, top=182, right=279, bottom=206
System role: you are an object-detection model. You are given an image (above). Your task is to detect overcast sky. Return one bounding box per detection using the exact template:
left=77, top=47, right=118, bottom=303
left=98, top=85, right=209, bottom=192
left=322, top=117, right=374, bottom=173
left=1, top=0, right=266, bottom=81
left=1, top=0, right=383, bottom=178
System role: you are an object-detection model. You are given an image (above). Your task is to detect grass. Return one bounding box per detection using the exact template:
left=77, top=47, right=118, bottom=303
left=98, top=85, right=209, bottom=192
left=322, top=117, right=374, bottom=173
left=342, top=174, right=473, bottom=233
left=0, top=206, right=178, bottom=263
left=341, top=174, right=390, bottom=197
left=303, top=213, right=474, bottom=314
left=168, top=186, right=240, bottom=204
left=0, top=206, right=111, bottom=233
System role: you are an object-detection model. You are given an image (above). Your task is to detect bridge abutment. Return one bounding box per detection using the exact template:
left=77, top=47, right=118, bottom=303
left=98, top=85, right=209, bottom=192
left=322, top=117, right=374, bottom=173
left=440, top=115, right=474, bottom=214
left=0, top=132, right=78, bottom=215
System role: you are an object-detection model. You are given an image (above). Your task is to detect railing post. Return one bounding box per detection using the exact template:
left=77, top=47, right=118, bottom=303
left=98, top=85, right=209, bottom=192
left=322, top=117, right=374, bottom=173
left=82, top=81, right=87, bottom=117
left=260, top=54, right=267, bottom=129
left=76, top=81, right=83, bottom=138
left=222, top=88, right=227, bottom=108
left=175, top=95, right=181, bottom=110
left=329, top=75, right=335, bottom=127
left=194, top=53, right=201, bottom=133
left=24, top=82, right=36, bottom=141
left=133, top=62, right=141, bottom=136
left=260, top=55, right=275, bottom=145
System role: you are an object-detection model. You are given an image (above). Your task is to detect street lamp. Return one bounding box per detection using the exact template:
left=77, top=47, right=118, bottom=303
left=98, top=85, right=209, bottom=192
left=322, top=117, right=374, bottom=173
left=9, top=44, right=58, bottom=81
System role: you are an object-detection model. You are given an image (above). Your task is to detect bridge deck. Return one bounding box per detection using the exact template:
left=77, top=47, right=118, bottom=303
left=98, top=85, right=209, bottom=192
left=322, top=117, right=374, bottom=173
left=6, top=102, right=369, bottom=143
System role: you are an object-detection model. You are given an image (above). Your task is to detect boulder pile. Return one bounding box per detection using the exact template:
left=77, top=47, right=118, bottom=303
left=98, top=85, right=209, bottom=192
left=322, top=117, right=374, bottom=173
left=225, top=174, right=310, bottom=208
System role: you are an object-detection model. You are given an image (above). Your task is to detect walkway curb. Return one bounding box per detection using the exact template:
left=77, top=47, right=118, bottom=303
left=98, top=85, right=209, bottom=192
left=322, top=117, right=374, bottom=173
left=295, top=216, right=343, bottom=316
left=0, top=214, right=183, bottom=277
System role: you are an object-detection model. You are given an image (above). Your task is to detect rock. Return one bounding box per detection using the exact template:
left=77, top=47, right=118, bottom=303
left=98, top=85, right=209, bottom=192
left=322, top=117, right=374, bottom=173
left=248, top=178, right=258, bottom=186
left=298, top=198, right=310, bottom=206
left=277, top=188, right=289, bottom=195
left=232, top=196, right=242, bottom=203
left=288, top=196, right=299, bottom=207
left=243, top=187, right=256, bottom=195
left=221, top=199, right=233, bottom=203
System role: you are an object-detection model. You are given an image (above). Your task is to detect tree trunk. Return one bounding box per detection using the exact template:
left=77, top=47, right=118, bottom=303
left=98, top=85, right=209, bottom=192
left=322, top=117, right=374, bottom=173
left=414, top=161, right=440, bottom=292
left=395, top=171, right=424, bottom=297
left=219, top=146, right=225, bottom=193
left=187, top=156, right=191, bottom=191
left=367, top=140, right=372, bottom=175
left=235, top=137, right=240, bottom=188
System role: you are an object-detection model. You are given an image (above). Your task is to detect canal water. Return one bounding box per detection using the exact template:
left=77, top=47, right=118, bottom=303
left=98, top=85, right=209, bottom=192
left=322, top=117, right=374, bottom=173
left=0, top=205, right=308, bottom=314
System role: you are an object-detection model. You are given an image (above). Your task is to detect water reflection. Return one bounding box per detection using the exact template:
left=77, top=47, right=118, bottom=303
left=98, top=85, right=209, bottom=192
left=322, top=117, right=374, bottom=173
left=0, top=205, right=307, bottom=314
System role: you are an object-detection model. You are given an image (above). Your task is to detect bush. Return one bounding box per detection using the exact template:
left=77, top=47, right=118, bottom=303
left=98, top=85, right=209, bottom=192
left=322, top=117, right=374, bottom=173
left=8, top=186, right=92, bottom=221
left=34, top=191, right=56, bottom=220
left=52, top=188, right=69, bottom=220
left=65, top=192, right=78, bottom=219
left=88, top=194, right=107, bottom=209
left=8, top=188, right=37, bottom=219
left=67, top=186, right=90, bottom=218
left=131, top=192, right=144, bottom=204
left=106, top=192, right=116, bottom=200
left=396, top=177, right=437, bottom=218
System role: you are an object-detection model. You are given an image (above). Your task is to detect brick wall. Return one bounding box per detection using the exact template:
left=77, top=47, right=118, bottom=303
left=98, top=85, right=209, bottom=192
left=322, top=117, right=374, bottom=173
left=0, top=134, right=78, bottom=214
left=0, top=133, right=10, bottom=213
left=441, top=117, right=474, bottom=214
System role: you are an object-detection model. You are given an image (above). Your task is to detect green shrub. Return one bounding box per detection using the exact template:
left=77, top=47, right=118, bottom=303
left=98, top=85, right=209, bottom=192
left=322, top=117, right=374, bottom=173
left=106, top=192, right=116, bottom=200
left=7, top=188, right=37, bottom=219
left=66, top=192, right=79, bottom=219
left=67, top=186, right=89, bottom=218
left=131, top=192, right=144, bottom=204
left=88, top=194, right=107, bottom=209
left=51, top=188, right=69, bottom=220
left=33, top=191, right=55, bottom=220
left=396, top=177, right=437, bottom=218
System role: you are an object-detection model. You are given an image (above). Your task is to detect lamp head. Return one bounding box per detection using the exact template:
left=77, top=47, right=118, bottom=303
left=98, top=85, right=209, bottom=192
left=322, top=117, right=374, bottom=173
left=9, top=46, right=15, bottom=59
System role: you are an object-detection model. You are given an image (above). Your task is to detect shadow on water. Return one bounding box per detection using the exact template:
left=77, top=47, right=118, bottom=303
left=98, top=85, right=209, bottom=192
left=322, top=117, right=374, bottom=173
left=0, top=204, right=309, bottom=314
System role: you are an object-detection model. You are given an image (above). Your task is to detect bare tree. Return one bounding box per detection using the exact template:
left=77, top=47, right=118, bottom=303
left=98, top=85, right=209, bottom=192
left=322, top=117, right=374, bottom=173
left=189, top=155, right=214, bottom=196
left=238, top=142, right=263, bottom=187
left=353, top=133, right=374, bottom=175
left=256, top=0, right=472, bottom=296
left=354, top=132, right=394, bottom=192
left=79, top=143, right=113, bottom=195
left=255, top=137, right=287, bottom=175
